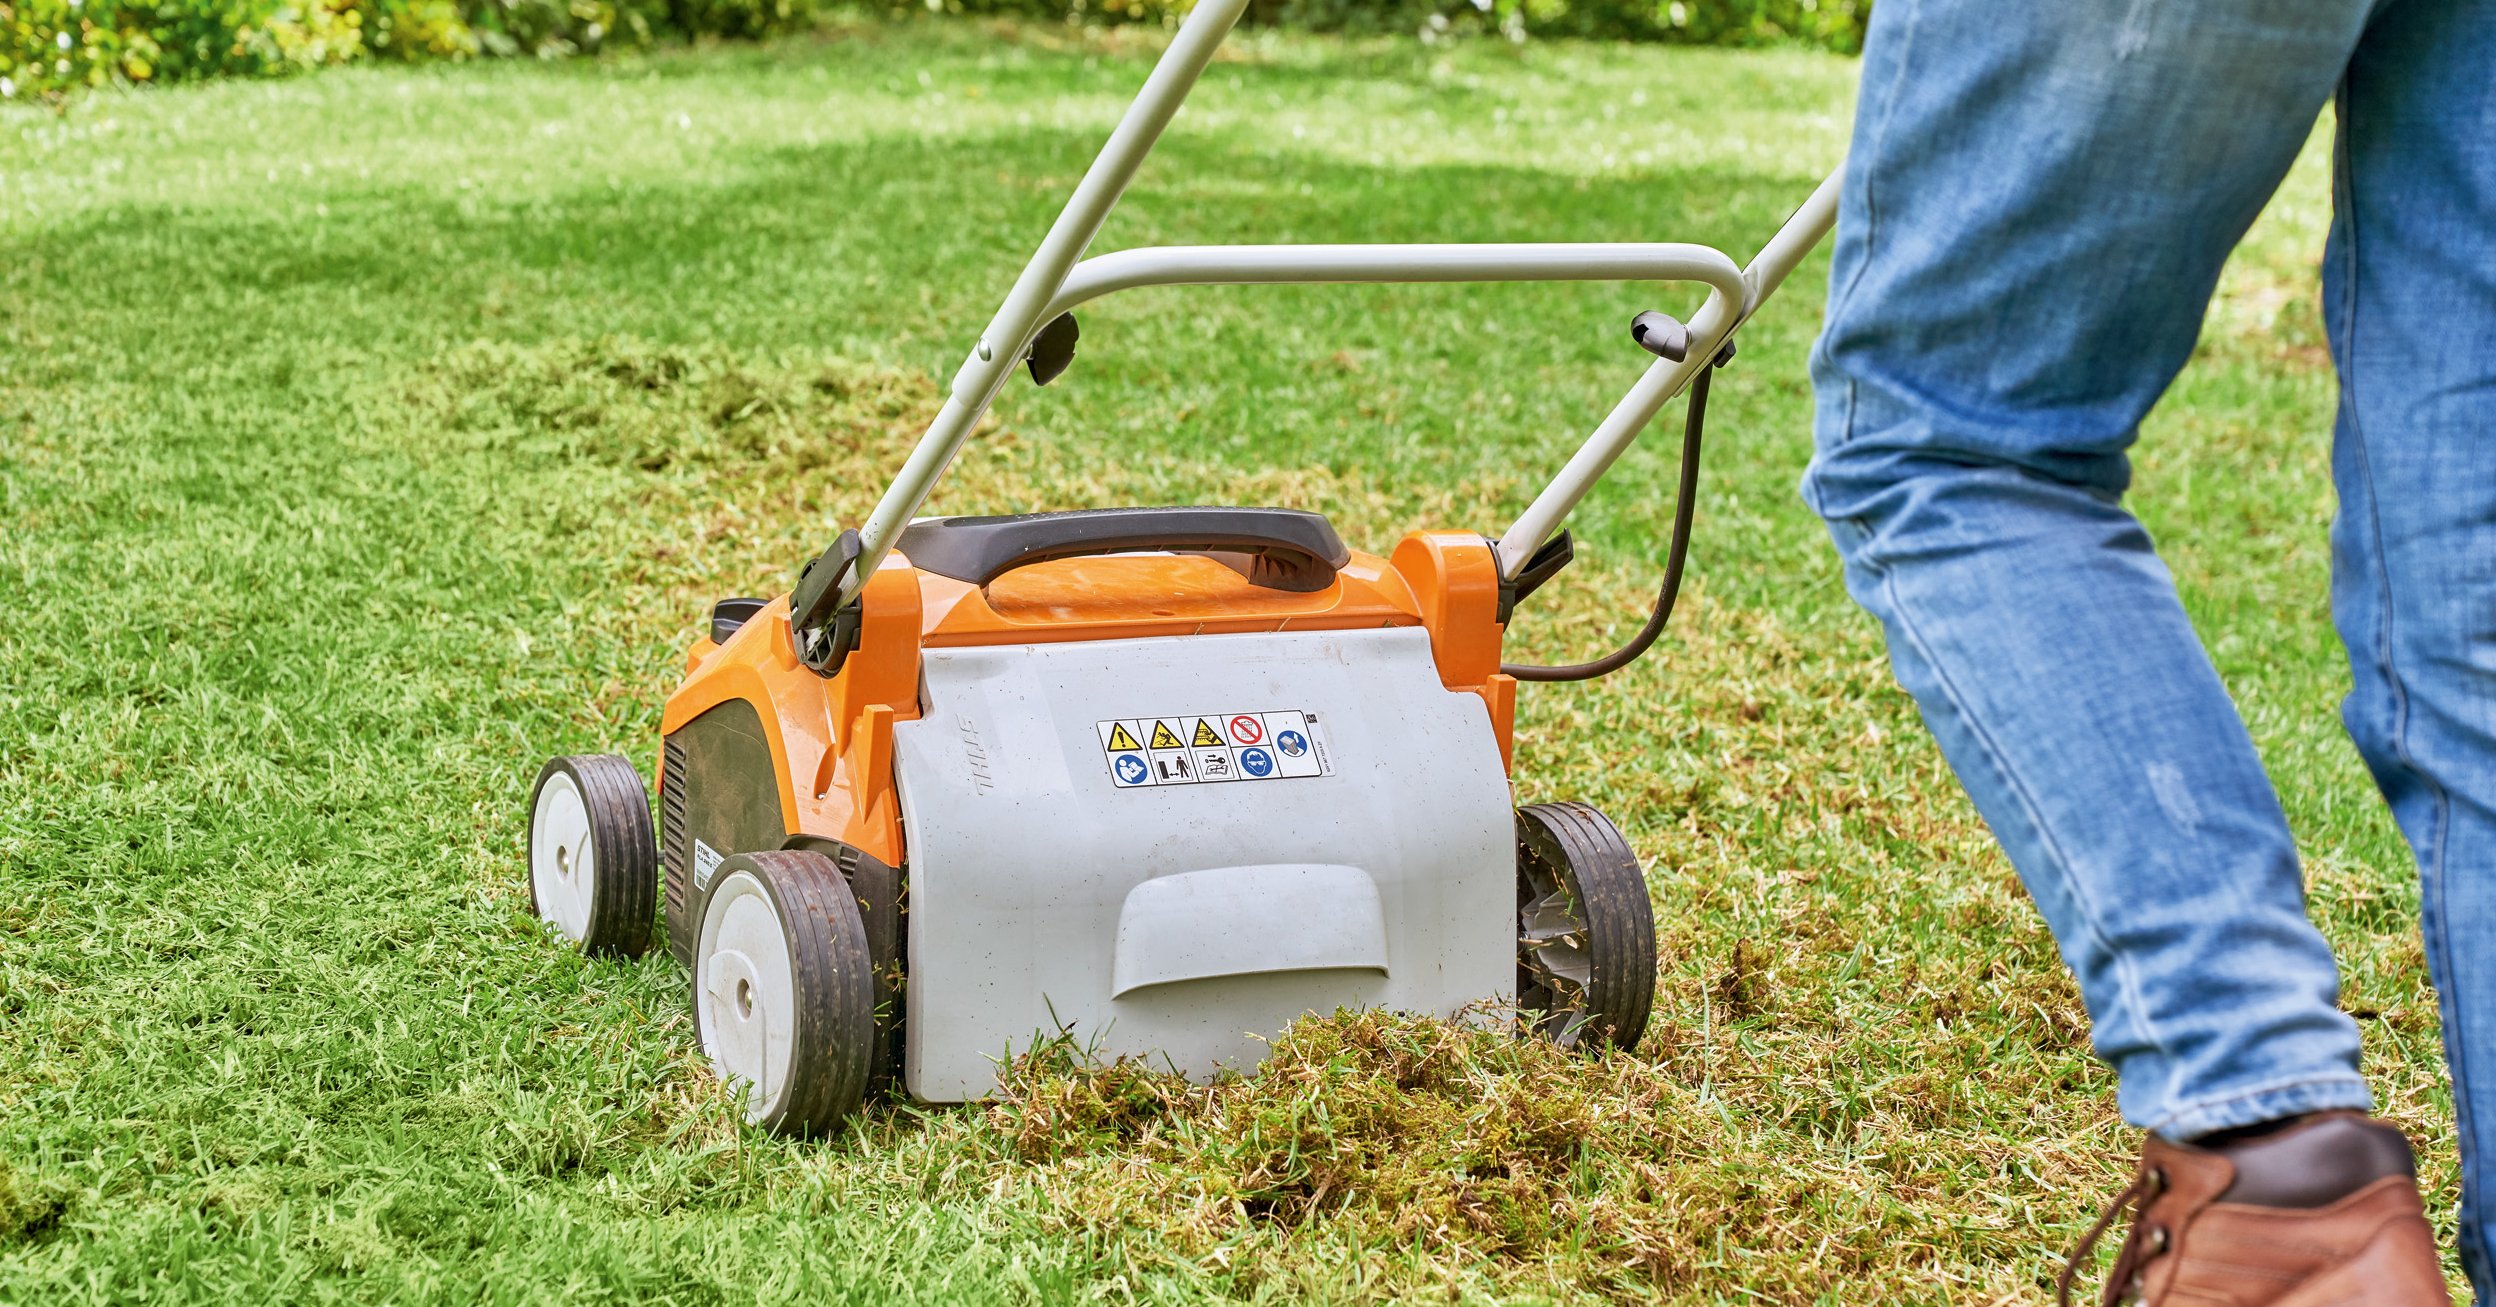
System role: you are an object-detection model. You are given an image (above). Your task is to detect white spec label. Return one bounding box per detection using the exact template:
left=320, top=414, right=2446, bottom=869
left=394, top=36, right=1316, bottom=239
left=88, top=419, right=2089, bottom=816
left=692, top=838, right=724, bottom=891
left=1095, top=711, right=1330, bottom=788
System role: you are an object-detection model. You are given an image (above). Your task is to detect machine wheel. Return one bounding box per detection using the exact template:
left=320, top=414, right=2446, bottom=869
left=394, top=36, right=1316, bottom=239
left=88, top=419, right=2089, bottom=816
left=528, top=755, right=658, bottom=959
left=1515, top=802, right=1656, bottom=1052
left=693, top=849, right=876, bottom=1136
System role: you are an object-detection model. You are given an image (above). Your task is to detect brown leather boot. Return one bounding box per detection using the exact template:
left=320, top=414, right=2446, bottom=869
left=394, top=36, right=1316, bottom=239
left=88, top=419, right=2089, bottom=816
left=2058, top=1111, right=2450, bottom=1306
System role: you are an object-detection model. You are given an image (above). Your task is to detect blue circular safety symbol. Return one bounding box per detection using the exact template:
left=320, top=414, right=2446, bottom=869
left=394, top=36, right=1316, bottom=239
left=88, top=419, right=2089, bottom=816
left=1113, top=753, right=1150, bottom=784
left=1275, top=730, right=1308, bottom=757
left=1239, top=747, right=1275, bottom=777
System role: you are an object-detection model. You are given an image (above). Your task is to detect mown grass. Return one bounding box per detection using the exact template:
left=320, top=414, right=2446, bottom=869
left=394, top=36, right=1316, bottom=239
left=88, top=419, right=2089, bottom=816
left=0, top=17, right=2454, bottom=1303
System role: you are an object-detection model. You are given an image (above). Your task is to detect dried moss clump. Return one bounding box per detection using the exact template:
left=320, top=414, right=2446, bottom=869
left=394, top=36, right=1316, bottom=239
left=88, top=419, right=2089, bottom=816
left=412, top=337, right=988, bottom=481
left=984, top=1010, right=1727, bottom=1293
left=0, top=1157, right=68, bottom=1247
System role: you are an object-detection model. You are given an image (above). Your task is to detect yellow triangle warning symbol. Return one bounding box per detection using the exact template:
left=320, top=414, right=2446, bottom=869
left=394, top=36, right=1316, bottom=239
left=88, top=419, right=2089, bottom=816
left=1105, top=723, right=1142, bottom=752
left=1191, top=719, right=1223, bottom=747
left=1149, top=720, right=1185, bottom=750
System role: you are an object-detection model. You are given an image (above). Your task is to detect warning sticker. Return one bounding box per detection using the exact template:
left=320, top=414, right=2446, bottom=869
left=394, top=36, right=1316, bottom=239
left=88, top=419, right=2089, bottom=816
left=1151, top=751, right=1197, bottom=784
left=1096, top=711, right=1332, bottom=788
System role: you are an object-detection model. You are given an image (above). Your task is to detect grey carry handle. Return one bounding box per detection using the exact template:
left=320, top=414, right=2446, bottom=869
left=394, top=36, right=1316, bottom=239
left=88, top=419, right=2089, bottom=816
left=897, top=507, right=1351, bottom=594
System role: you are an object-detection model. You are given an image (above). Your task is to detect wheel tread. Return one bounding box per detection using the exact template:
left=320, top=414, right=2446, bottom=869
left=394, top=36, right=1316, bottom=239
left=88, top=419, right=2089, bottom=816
left=530, top=754, right=658, bottom=960
left=1516, top=801, right=1657, bottom=1053
left=700, top=849, right=875, bottom=1137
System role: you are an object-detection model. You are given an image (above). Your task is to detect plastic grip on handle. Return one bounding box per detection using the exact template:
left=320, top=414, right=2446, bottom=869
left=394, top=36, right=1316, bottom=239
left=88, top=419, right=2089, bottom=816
left=897, top=507, right=1350, bottom=593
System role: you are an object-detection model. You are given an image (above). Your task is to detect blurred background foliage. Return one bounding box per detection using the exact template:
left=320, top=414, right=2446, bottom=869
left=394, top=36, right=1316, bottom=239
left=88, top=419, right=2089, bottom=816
left=940, top=0, right=1866, bottom=48
left=1, top=0, right=1863, bottom=99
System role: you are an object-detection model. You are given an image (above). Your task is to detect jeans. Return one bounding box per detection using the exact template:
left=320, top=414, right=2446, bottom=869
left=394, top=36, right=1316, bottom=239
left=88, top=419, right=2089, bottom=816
left=1803, top=0, right=2496, bottom=1291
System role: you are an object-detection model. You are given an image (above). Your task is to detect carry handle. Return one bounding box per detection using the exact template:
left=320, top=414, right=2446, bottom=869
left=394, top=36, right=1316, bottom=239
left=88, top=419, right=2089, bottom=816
left=896, top=507, right=1352, bottom=594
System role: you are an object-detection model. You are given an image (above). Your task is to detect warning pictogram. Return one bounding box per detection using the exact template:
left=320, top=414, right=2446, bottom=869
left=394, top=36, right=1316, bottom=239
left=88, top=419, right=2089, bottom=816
left=1096, top=710, right=1328, bottom=787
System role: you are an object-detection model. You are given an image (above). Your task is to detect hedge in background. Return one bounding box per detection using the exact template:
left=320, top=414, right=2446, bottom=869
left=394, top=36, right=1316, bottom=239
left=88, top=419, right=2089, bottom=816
left=2, top=0, right=1862, bottom=100
left=971, top=0, right=1869, bottom=50
left=0, top=0, right=811, bottom=96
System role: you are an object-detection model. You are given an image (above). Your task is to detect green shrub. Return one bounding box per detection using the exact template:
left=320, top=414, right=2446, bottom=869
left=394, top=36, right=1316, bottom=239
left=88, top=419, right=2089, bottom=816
left=0, top=0, right=813, bottom=96
left=923, top=0, right=1870, bottom=50
left=4, top=0, right=361, bottom=90
left=2, top=0, right=1864, bottom=100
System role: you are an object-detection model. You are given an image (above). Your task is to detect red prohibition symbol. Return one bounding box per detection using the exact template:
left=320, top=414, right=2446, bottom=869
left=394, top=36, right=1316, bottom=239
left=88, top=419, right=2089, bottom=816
left=1226, top=714, right=1265, bottom=745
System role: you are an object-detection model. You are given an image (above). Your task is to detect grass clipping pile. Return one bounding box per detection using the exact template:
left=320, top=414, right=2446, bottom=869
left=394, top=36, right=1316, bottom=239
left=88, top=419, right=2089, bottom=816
left=983, top=1008, right=1722, bottom=1291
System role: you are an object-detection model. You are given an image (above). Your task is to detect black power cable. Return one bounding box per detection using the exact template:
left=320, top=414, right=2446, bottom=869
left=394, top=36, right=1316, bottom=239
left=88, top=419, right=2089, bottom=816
left=1501, top=360, right=1714, bottom=682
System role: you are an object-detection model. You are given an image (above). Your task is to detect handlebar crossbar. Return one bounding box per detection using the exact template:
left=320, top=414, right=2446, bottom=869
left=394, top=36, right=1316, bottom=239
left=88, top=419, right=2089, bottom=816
left=1033, top=242, right=1747, bottom=328
left=816, top=0, right=1840, bottom=625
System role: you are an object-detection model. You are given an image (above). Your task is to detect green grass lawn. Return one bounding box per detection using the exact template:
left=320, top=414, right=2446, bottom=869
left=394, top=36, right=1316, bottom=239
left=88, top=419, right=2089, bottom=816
left=0, top=19, right=2454, bottom=1304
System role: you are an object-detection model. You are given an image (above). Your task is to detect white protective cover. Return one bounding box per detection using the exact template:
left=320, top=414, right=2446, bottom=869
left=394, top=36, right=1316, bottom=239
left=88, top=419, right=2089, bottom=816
left=892, top=625, right=1514, bottom=1101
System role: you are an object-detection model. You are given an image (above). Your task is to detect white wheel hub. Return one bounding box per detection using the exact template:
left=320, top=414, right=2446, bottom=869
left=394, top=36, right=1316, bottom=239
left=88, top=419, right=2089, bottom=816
left=530, top=771, right=595, bottom=941
left=697, top=870, right=797, bottom=1122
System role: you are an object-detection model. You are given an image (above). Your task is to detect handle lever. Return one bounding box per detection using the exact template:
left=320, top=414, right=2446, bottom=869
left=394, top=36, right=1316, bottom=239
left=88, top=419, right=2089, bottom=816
left=1629, top=310, right=1689, bottom=363
left=1026, top=312, right=1080, bottom=386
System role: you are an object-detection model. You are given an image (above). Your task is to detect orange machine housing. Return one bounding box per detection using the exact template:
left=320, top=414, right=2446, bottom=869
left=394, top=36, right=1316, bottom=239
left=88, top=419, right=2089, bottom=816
left=656, top=531, right=1516, bottom=874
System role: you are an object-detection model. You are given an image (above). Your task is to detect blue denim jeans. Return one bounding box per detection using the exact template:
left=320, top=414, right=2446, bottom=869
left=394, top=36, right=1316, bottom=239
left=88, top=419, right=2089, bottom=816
left=1804, top=0, right=2496, bottom=1291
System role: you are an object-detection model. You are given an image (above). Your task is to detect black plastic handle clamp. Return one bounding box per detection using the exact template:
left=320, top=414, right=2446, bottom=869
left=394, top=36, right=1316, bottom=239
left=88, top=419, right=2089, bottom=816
left=790, top=528, right=864, bottom=675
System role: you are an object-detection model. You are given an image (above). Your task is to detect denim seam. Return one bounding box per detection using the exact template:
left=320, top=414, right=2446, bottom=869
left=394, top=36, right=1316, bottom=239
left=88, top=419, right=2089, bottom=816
left=2331, top=65, right=2471, bottom=1277
left=2143, top=1073, right=2373, bottom=1140
left=1867, top=556, right=2174, bottom=1075
left=1819, top=0, right=1916, bottom=348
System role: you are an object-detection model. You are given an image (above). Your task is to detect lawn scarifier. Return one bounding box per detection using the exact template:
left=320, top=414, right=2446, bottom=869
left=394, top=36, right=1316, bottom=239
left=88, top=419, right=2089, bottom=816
left=521, top=0, right=1842, bottom=1134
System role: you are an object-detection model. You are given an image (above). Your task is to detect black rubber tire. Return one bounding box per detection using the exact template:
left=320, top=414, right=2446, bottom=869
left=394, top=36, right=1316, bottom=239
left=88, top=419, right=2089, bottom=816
left=788, top=838, right=907, bottom=1102
left=693, top=849, right=876, bottom=1137
left=1515, top=801, right=1657, bottom=1053
left=527, top=755, right=658, bottom=960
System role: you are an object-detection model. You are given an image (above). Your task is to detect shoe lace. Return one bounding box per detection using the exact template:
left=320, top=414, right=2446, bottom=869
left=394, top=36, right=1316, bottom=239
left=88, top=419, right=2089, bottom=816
left=2057, top=1165, right=2169, bottom=1307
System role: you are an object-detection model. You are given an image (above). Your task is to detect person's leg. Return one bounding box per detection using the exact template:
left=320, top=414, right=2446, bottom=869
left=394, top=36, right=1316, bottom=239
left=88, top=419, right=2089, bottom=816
left=1807, top=0, right=2377, bottom=1137
left=2327, top=0, right=2496, bottom=1291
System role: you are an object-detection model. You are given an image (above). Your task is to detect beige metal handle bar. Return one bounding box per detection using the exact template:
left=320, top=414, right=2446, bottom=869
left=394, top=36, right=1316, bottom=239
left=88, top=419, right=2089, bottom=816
left=829, top=0, right=1842, bottom=611
left=1493, top=168, right=1840, bottom=577
left=1037, top=242, right=1746, bottom=321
